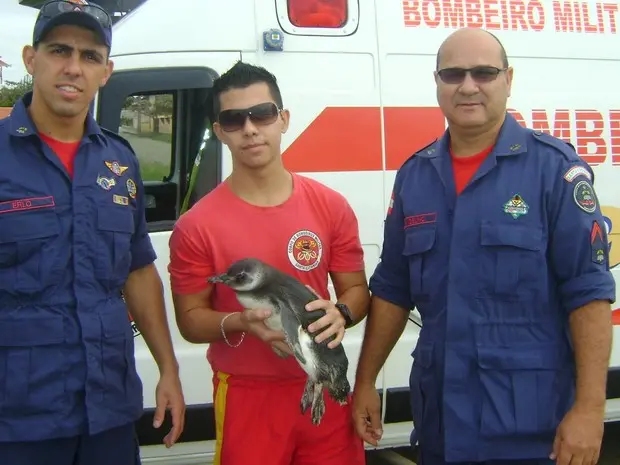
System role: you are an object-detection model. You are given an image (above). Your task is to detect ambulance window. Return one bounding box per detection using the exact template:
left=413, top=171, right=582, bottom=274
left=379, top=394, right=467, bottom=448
left=276, top=0, right=358, bottom=36
left=120, top=92, right=174, bottom=182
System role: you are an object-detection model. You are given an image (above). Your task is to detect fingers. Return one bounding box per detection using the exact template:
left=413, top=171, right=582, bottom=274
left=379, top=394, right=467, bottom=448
left=307, top=304, right=345, bottom=347
left=352, top=410, right=383, bottom=446
left=354, top=415, right=379, bottom=446
left=272, top=340, right=294, bottom=355
left=305, top=284, right=321, bottom=298
left=243, top=308, right=272, bottom=322
left=152, top=402, right=166, bottom=429
left=164, top=403, right=185, bottom=448
left=550, top=436, right=559, bottom=460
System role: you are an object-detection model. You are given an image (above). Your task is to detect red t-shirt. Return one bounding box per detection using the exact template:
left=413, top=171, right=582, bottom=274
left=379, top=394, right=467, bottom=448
left=450, top=145, right=493, bottom=195
left=168, top=173, right=365, bottom=379
left=39, top=132, right=80, bottom=178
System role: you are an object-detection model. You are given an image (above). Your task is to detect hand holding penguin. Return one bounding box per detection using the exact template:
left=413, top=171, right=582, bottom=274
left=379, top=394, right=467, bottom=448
left=303, top=285, right=346, bottom=349
left=238, top=308, right=288, bottom=342
left=208, top=258, right=353, bottom=426
left=237, top=308, right=295, bottom=356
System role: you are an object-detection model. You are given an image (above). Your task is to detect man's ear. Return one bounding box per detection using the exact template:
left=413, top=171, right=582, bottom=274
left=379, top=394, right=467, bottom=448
left=22, top=45, right=36, bottom=76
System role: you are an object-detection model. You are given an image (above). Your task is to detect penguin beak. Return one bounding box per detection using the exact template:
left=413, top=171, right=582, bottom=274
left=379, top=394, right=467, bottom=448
left=207, top=273, right=230, bottom=284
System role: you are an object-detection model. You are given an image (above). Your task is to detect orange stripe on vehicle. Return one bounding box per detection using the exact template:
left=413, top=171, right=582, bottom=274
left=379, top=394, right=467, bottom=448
left=383, top=106, right=446, bottom=171
left=282, top=106, right=446, bottom=173
left=283, top=107, right=382, bottom=172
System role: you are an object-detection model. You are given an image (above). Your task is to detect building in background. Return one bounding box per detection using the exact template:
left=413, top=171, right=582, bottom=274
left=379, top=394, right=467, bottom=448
left=0, top=58, right=10, bottom=85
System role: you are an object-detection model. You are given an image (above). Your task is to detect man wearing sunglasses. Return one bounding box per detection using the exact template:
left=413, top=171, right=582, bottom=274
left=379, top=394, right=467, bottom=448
left=353, top=28, right=614, bottom=465
left=168, top=61, right=369, bottom=465
left=0, top=1, right=185, bottom=464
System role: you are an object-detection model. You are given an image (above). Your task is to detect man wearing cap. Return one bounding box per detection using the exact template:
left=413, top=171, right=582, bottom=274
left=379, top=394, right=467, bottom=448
left=0, top=1, right=185, bottom=464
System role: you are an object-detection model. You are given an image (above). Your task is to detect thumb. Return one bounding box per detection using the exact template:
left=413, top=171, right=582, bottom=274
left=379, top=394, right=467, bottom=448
left=550, top=431, right=561, bottom=460
left=368, top=404, right=383, bottom=436
left=153, top=401, right=166, bottom=429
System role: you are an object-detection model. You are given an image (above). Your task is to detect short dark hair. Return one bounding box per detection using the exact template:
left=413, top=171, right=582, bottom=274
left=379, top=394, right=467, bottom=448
left=436, top=30, right=509, bottom=70
left=208, top=61, right=283, bottom=123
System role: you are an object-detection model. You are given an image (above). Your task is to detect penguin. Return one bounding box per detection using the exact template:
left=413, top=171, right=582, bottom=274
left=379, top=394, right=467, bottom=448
left=207, top=257, right=351, bottom=426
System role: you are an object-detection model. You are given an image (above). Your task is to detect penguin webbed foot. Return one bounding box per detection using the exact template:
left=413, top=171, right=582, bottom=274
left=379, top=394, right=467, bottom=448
left=300, top=378, right=314, bottom=414
left=310, top=382, right=326, bottom=426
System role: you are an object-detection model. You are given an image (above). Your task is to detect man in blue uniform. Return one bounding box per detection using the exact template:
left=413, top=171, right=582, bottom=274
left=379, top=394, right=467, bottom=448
left=0, top=2, right=185, bottom=464
left=352, top=28, right=615, bottom=465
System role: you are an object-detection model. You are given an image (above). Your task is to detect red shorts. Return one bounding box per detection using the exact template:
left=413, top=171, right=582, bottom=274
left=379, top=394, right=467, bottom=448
left=213, top=371, right=366, bottom=465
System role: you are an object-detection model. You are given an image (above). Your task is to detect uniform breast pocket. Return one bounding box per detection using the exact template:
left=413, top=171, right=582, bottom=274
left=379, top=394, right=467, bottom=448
left=0, top=212, right=61, bottom=294
left=95, top=206, right=135, bottom=283
left=478, top=222, right=545, bottom=299
left=402, top=227, right=437, bottom=301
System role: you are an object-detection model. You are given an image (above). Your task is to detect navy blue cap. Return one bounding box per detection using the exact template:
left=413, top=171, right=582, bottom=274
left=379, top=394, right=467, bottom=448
left=33, top=0, right=112, bottom=49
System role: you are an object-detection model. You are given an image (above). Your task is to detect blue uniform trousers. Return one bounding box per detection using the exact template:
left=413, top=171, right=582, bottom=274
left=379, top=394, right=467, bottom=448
left=0, top=422, right=141, bottom=465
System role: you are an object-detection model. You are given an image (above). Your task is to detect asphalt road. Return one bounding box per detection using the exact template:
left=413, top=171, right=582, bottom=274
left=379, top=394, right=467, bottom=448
left=366, top=422, right=620, bottom=464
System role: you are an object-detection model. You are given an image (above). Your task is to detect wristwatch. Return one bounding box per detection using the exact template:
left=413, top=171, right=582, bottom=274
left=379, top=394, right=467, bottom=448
left=335, top=303, right=354, bottom=328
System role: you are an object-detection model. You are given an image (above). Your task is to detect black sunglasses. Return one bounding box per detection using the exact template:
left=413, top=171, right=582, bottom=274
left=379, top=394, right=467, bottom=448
left=437, top=66, right=507, bottom=85
left=217, top=102, right=281, bottom=132
left=40, top=0, right=112, bottom=29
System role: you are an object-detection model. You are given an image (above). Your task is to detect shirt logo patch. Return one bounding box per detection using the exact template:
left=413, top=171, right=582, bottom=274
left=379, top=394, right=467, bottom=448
left=287, top=230, right=323, bottom=272
left=126, top=178, right=137, bottom=199
left=591, top=220, right=606, bottom=264
left=573, top=180, right=597, bottom=214
left=105, top=160, right=129, bottom=177
left=404, top=213, right=437, bottom=229
left=563, top=165, right=592, bottom=183
left=0, top=196, right=55, bottom=214
left=97, top=175, right=116, bottom=191
left=503, top=194, right=529, bottom=219
left=113, top=194, right=129, bottom=206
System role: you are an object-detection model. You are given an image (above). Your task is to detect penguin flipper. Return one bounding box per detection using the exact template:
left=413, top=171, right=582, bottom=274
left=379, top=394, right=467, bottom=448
left=275, top=300, right=308, bottom=365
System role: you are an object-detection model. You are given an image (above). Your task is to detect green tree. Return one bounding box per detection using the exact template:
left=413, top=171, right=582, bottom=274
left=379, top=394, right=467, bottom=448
left=123, top=94, right=173, bottom=133
left=0, top=76, right=33, bottom=107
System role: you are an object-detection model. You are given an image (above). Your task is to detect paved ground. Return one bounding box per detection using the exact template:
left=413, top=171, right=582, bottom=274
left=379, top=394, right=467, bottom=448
left=366, top=422, right=620, bottom=464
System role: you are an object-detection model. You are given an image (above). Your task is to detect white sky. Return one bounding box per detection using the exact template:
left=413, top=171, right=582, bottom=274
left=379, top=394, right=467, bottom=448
left=1, top=1, right=39, bottom=83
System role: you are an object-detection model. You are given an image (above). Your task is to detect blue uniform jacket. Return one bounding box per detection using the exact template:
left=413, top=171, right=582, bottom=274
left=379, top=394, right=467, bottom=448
left=0, top=93, right=156, bottom=442
left=369, top=112, right=616, bottom=462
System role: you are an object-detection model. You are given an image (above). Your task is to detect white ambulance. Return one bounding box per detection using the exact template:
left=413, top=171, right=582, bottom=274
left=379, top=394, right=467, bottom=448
left=93, top=0, right=620, bottom=462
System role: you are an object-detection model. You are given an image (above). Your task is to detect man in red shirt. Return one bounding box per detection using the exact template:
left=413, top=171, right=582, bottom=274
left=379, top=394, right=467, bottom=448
left=168, top=61, right=370, bottom=465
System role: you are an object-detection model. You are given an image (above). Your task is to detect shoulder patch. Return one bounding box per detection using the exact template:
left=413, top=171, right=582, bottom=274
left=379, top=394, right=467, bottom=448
left=573, top=179, right=597, bottom=214
left=100, top=127, right=138, bottom=158
left=563, top=165, right=592, bottom=183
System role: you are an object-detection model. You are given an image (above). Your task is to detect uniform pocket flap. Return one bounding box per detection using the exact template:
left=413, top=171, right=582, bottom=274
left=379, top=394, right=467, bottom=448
left=480, top=222, right=543, bottom=251
left=412, top=341, right=434, bottom=367
left=403, top=227, right=436, bottom=256
left=97, top=206, right=135, bottom=233
left=0, top=316, right=64, bottom=346
left=0, top=212, right=60, bottom=244
left=476, top=345, right=559, bottom=370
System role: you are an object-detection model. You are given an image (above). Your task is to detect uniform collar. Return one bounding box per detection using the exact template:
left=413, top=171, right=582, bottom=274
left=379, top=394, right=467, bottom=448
left=8, top=91, right=104, bottom=142
left=419, top=112, right=528, bottom=159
